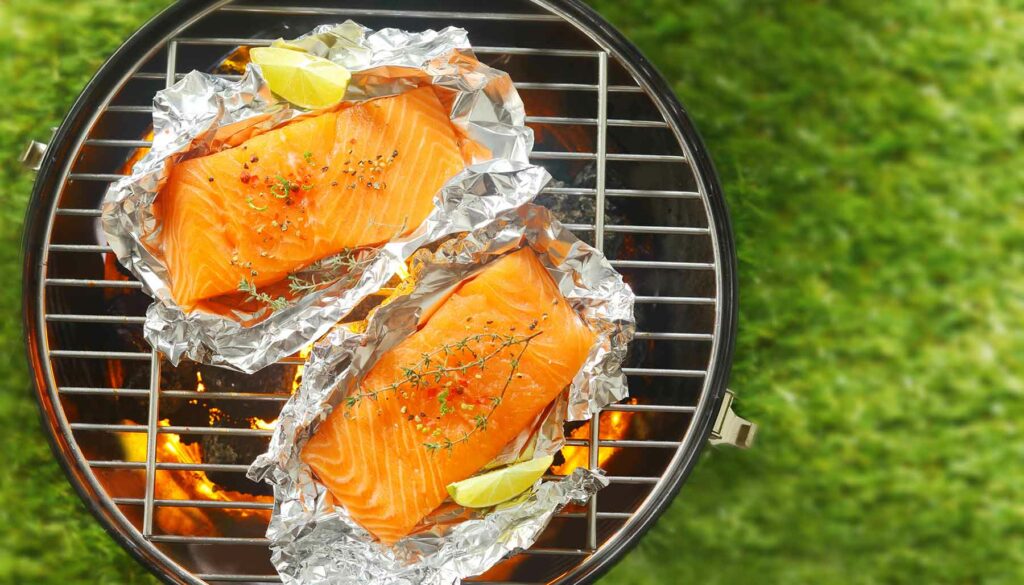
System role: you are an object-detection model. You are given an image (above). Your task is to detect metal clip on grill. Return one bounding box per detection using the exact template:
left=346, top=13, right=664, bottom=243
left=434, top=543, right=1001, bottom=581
left=22, top=1, right=753, bottom=583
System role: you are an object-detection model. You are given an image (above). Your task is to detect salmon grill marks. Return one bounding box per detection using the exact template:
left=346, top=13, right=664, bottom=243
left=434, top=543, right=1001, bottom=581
left=301, top=248, right=597, bottom=543
left=158, top=86, right=468, bottom=310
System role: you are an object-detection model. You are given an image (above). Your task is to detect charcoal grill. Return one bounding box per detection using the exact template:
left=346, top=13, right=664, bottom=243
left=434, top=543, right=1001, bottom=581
left=21, top=1, right=755, bottom=583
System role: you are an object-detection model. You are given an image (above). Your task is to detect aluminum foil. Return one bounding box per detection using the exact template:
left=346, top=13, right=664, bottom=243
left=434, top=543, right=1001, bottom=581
left=249, top=203, right=636, bottom=585
left=101, top=22, right=535, bottom=373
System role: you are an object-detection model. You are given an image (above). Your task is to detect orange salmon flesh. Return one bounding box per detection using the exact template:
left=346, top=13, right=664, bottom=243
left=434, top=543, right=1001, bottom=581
left=301, top=248, right=596, bottom=543
left=158, top=86, right=471, bottom=309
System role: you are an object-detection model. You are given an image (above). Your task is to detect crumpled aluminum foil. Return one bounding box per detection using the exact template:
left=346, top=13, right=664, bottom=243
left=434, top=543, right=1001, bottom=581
left=101, top=22, right=535, bottom=373
left=249, top=203, right=636, bottom=585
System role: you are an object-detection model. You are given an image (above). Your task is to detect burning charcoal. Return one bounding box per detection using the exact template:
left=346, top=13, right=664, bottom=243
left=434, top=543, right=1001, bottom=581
left=200, top=435, right=273, bottom=495
left=106, top=292, right=150, bottom=353
left=197, top=363, right=297, bottom=394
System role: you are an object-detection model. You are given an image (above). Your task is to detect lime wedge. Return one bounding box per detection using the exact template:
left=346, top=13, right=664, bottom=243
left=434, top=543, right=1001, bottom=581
left=269, top=39, right=309, bottom=53
left=250, top=47, right=351, bottom=109
left=447, top=455, right=554, bottom=508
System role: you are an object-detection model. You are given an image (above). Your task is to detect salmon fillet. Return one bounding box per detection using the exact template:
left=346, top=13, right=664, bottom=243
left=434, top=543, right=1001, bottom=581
left=301, top=248, right=596, bottom=543
left=159, top=86, right=467, bottom=309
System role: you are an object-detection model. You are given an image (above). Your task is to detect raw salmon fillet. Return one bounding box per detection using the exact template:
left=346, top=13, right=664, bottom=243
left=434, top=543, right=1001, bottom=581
left=158, top=86, right=468, bottom=309
left=301, top=248, right=596, bottom=543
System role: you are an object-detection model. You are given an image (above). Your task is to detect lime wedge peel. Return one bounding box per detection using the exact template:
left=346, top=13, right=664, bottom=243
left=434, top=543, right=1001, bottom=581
left=447, top=455, right=554, bottom=509
left=249, top=47, right=351, bottom=110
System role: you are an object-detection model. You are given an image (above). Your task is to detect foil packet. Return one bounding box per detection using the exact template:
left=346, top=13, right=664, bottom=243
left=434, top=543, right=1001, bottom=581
left=249, top=204, right=636, bottom=585
left=101, top=22, right=536, bottom=373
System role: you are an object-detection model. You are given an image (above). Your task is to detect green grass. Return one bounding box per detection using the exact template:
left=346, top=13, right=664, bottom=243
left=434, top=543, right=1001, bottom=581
left=1, top=1, right=1022, bottom=584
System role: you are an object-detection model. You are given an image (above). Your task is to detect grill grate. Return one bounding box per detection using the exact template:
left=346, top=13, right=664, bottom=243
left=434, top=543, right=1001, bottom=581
left=26, top=1, right=736, bottom=584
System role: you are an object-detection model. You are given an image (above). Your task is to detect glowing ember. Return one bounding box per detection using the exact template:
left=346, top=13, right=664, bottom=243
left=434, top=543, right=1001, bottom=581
left=195, top=372, right=206, bottom=392
left=552, top=399, right=637, bottom=475
left=207, top=407, right=224, bottom=426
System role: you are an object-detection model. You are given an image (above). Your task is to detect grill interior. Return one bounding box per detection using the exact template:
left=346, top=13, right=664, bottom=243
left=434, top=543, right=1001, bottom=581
left=27, top=1, right=733, bottom=584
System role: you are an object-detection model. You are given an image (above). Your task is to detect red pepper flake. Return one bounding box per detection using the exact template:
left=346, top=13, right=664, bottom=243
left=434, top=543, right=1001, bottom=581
left=250, top=155, right=259, bottom=163
left=240, top=171, right=251, bottom=184
left=349, top=138, right=357, bottom=145
left=243, top=162, right=250, bottom=170
left=207, top=177, right=215, bottom=182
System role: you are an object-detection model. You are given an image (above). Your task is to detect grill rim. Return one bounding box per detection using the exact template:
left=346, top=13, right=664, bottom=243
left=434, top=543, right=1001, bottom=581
left=21, top=1, right=738, bottom=584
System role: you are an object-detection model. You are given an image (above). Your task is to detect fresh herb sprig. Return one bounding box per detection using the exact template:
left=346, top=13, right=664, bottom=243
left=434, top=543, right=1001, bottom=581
left=424, top=332, right=539, bottom=453
left=286, top=247, right=376, bottom=296
left=344, top=331, right=542, bottom=453
left=237, top=277, right=289, bottom=311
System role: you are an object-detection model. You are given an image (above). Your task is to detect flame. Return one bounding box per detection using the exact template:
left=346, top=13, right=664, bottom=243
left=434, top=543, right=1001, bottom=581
left=248, top=417, right=277, bottom=431
left=244, top=344, right=312, bottom=431
left=395, top=260, right=411, bottom=281
left=117, top=420, right=272, bottom=536
left=552, top=399, right=636, bottom=475
left=195, top=372, right=205, bottom=392
left=292, top=344, right=313, bottom=395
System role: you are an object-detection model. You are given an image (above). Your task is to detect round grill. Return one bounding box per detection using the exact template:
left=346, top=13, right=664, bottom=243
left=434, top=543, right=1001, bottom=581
left=22, top=1, right=739, bottom=583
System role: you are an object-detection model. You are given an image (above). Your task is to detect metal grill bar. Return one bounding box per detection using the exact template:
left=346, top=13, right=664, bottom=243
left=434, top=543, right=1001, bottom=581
left=60, top=387, right=293, bottom=401
left=142, top=349, right=161, bottom=536
left=129, top=75, right=645, bottom=93
left=584, top=51, right=610, bottom=553
left=197, top=576, right=280, bottom=583
left=116, top=498, right=274, bottom=510
left=221, top=5, right=563, bottom=22
left=50, top=331, right=707, bottom=361
left=81, top=117, right=667, bottom=148
left=174, top=36, right=601, bottom=57
left=70, top=422, right=681, bottom=448
left=50, top=350, right=151, bottom=360
left=610, top=260, right=714, bottom=270
left=526, top=115, right=667, bottom=128
left=54, top=208, right=102, bottom=216
left=45, top=278, right=142, bottom=288
left=47, top=315, right=146, bottom=324
left=540, top=187, right=701, bottom=199
left=48, top=244, right=112, bottom=252
left=90, top=460, right=251, bottom=473
left=634, top=295, right=716, bottom=304
left=84, top=139, right=153, bottom=147
left=529, top=152, right=686, bottom=162
left=88, top=458, right=666, bottom=485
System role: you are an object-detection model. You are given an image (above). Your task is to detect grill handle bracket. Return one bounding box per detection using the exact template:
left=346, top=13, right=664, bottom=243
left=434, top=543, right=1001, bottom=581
left=20, top=130, right=54, bottom=172
left=709, top=390, right=757, bottom=448
left=20, top=140, right=47, bottom=172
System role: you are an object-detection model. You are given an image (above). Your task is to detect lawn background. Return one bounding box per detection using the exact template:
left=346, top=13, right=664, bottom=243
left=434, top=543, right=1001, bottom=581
left=2, top=1, right=1023, bottom=584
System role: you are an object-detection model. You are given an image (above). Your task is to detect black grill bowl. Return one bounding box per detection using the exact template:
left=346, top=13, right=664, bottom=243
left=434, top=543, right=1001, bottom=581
left=22, top=1, right=738, bottom=584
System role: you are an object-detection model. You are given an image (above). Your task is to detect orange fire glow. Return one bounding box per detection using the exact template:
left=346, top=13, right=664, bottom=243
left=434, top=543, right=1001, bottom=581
left=552, top=399, right=637, bottom=475
left=118, top=420, right=272, bottom=536
left=248, top=417, right=277, bottom=431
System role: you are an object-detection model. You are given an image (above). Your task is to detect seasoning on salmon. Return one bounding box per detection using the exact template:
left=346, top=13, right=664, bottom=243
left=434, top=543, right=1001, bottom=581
left=301, top=248, right=597, bottom=543
left=158, top=86, right=470, bottom=310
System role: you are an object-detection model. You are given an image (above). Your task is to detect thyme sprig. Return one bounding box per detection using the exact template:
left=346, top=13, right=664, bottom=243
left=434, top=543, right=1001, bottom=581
left=343, top=331, right=543, bottom=453
left=286, top=247, right=376, bottom=296
left=237, top=277, right=289, bottom=311
left=424, top=332, right=540, bottom=453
